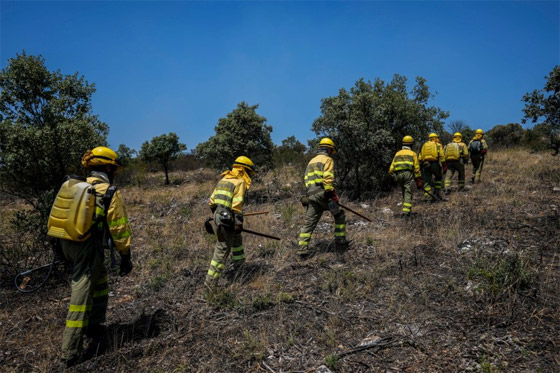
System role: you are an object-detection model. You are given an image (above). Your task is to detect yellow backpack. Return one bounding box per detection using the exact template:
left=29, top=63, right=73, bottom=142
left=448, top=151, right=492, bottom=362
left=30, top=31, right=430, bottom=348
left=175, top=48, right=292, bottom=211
left=421, top=141, right=439, bottom=161
left=47, top=176, right=116, bottom=242
left=445, top=142, right=460, bottom=161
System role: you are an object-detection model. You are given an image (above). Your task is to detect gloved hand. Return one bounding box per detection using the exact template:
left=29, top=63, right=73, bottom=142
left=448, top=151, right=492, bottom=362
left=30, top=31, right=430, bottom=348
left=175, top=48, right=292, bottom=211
left=415, top=177, right=423, bottom=189
left=442, top=162, right=448, bottom=173
left=300, top=196, right=309, bottom=207
left=481, top=149, right=487, bottom=155
left=119, top=253, right=133, bottom=276
left=234, top=224, right=243, bottom=233
left=422, top=161, right=430, bottom=169
left=326, top=189, right=339, bottom=203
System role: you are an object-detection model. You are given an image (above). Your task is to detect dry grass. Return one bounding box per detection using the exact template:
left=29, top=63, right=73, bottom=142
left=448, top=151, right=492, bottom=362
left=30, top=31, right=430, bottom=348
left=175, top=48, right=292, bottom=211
left=0, top=148, right=559, bottom=372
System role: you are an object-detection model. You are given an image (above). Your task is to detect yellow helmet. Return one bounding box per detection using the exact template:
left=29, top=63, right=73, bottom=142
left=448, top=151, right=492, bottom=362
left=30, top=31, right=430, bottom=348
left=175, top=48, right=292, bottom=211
left=453, top=132, right=462, bottom=139
left=402, top=135, right=414, bottom=145
left=475, top=129, right=484, bottom=135
left=233, top=155, right=255, bottom=174
left=81, top=146, right=122, bottom=169
left=428, top=133, right=438, bottom=139
left=319, top=137, right=336, bottom=154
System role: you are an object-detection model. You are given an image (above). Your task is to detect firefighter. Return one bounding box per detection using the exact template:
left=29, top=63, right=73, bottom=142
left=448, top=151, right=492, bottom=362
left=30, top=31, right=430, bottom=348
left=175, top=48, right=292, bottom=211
left=468, top=129, right=488, bottom=183
left=419, top=133, right=446, bottom=201
left=444, top=132, right=469, bottom=193
left=61, top=146, right=132, bottom=367
left=205, top=156, right=255, bottom=286
left=388, top=135, right=423, bottom=217
left=297, top=138, right=348, bottom=258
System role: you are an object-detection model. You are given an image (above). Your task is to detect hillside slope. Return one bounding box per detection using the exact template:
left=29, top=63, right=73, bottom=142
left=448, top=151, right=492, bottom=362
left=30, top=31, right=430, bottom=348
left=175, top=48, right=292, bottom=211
left=1, top=148, right=559, bottom=372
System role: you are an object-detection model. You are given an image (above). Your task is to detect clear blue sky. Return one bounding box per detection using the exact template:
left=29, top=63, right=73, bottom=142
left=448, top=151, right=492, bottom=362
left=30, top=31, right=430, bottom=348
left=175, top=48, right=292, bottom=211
left=1, top=1, right=558, bottom=151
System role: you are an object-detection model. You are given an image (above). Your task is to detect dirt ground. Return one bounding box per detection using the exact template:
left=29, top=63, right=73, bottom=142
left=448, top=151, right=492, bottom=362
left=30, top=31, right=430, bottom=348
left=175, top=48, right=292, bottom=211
left=1, top=148, right=559, bottom=372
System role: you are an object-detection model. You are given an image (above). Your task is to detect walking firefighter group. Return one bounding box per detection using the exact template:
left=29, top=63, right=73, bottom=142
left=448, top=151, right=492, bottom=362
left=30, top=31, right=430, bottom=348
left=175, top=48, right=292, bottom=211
left=49, top=130, right=488, bottom=367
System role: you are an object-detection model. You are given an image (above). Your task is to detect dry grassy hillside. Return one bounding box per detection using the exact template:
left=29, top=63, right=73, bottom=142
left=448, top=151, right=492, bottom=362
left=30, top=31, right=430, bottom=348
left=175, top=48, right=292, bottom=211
left=1, top=148, right=559, bottom=372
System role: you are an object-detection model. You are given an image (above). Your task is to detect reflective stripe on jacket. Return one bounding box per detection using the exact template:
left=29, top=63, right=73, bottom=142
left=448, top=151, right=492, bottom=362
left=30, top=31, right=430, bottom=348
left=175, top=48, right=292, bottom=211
left=304, top=151, right=334, bottom=194
left=209, top=173, right=248, bottom=214
left=389, top=147, right=421, bottom=178
left=88, top=172, right=131, bottom=255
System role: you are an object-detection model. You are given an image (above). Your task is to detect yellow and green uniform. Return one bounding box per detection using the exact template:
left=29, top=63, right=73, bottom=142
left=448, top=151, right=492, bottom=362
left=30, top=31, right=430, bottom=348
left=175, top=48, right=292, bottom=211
left=389, top=146, right=421, bottom=214
left=468, top=135, right=488, bottom=183
left=444, top=140, right=469, bottom=191
left=206, top=166, right=250, bottom=284
left=419, top=139, right=445, bottom=199
left=298, top=150, right=346, bottom=253
left=61, top=171, right=131, bottom=360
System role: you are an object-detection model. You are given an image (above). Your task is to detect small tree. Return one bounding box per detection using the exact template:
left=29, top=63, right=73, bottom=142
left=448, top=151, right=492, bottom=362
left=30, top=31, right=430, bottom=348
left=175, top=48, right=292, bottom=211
left=140, top=133, right=186, bottom=185
left=522, top=65, right=560, bottom=131
left=273, top=136, right=307, bottom=168
left=447, top=120, right=474, bottom=143
left=195, top=102, right=274, bottom=171
left=312, top=75, right=448, bottom=199
left=486, top=123, right=524, bottom=147
left=0, top=51, right=108, bottom=237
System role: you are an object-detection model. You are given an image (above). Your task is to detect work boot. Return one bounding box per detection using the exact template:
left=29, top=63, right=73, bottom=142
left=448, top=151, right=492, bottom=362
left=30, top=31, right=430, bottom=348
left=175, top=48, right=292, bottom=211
left=335, top=239, right=350, bottom=252
left=60, top=354, right=82, bottom=369
left=296, top=248, right=311, bottom=260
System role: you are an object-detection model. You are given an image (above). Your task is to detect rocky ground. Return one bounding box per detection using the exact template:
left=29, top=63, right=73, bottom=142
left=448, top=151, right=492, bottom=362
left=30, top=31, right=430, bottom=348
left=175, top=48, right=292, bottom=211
left=1, top=148, right=559, bottom=372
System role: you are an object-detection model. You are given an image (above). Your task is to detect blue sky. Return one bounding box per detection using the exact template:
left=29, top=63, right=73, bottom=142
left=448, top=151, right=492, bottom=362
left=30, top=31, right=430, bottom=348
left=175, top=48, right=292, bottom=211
left=1, top=1, right=558, bottom=151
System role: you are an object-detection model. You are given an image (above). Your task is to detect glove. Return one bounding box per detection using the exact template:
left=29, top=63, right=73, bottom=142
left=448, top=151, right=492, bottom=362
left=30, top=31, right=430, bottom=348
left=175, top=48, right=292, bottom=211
left=119, top=253, right=133, bottom=276
left=481, top=149, right=487, bottom=155
left=326, top=189, right=339, bottom=203
left=234, top=214, right=243, bottom=233
left=300, top=196, right=309, bottom=207
left=442, top=162, right=448, bottom=173
left=415, top=177, right=423, bottom=189
left=422, top=161, right=430, bottom=169
left=234, top=224, right=243, bottom=233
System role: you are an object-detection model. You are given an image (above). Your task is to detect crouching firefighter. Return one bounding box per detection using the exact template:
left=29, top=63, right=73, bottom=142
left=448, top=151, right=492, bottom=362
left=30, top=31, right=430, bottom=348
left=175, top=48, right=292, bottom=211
left=297, top=138, right=348, bottom=258
left=205, top=156, right=255, bottom=286
left=47, top=146, right=133, bottom=367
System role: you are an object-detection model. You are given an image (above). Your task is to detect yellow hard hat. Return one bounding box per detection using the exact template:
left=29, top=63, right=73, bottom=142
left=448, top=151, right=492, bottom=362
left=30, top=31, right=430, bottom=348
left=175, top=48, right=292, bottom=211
left=453, top=132, right=462, bottom=139
left=402, top=135, right=414, bottom=145
left=319, top=137, right=336, bottom=154
left=475, top=129, right=484, bottom=135
left=81, top=146, right=122, bottom=169
left=233, top=155, right=255, bottom=174
left=429, top=133, right=438, bottom=139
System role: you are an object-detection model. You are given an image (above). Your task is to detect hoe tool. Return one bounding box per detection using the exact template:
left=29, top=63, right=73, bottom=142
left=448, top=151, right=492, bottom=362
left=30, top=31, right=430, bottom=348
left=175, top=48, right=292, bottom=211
left=338, top=203, right=373, bottom=222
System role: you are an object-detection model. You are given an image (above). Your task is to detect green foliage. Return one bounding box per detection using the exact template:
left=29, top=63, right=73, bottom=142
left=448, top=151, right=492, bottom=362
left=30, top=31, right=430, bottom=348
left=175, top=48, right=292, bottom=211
left=486, top=123, right=524, bottom=147
left=0, top=51, right=108, bottom=238
left=195, top=101, right=274, bottom=171
left=523, top=123, right=553, bottom=152
left=522, top=65, right=560, bottom=131
left=140, top=132, right=186, bottom=185
left=325, top=354, right=339, bottom=370
left=312, top=76, right=448, bottom=198
left=273, top=135, right=307, bottom=168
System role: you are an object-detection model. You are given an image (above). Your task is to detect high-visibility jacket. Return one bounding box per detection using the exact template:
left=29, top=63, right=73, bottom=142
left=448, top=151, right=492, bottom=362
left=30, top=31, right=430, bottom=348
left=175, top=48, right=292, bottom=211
left=304, top=151, right=334, bottom=194
left=89, top=172, right=131, bottom=255
left=209, top=168, right=249, bottom=214
left=444, top=140, right=469, bottom=161
left=389, top=147, right=421, bottom=178
left=419, top=140, right=445, bottom=162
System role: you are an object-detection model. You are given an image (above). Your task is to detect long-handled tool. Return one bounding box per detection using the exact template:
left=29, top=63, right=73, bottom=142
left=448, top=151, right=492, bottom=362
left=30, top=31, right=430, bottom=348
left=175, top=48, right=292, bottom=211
left=243, top=211, right=269, bottom=217
left=421, top=187, right=444, bottom=201
left=338, top=202, right=373, bottom=222
left=205, top=218, right=280, bottom=240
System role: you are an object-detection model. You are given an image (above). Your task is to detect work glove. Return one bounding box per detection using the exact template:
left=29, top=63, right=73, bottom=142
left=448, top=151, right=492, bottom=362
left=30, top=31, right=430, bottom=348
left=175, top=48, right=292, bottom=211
left=326, top=189, right=339, bottom=204
left=415, top=177, right=423, bottom=189
left=442, top=162, right=448, bottom=173
left=119, top=253, right=133, bottom=276
left=481, top=149, right=487, bottom=155
left=233, top=214, right=243, bottom=233
left=422, top=161, right=430, bottom=169
left=300, top=196, right=309, bottom=207
left=234, top=224, right=243, bottom=233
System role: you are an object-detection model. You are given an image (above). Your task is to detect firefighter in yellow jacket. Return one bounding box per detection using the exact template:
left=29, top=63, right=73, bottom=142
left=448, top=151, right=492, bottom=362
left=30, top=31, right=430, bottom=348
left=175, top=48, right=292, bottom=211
left=419, top=133, right=446, bottom=201
left=468, top=129, right=489, bottom=183
left=297, top=138, right=348, bottom=258
left=61, top=146, right=132, bottom=367
left=389, top=136, right=423, bottom=216
left=206, top=156, right=255, bottom=285
left=444, top=132, right=469, bottom=193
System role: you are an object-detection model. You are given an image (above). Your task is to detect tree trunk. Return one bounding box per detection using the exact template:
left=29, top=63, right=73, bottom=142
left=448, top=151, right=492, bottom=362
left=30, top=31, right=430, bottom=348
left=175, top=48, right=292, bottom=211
left=164, top=164, right=169, bottom=185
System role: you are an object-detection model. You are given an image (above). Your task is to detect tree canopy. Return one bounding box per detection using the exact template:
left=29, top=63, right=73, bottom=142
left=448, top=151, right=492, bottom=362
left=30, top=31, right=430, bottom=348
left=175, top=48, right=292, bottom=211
left=140, top=132, right=186, bottom=185
left=0, top=51, right=108, bottom=231
left=312, top=75, right=448, bottom=199
left=195, top=102, right=274, bottom=171
left=522, top=65, right=560, bottom=131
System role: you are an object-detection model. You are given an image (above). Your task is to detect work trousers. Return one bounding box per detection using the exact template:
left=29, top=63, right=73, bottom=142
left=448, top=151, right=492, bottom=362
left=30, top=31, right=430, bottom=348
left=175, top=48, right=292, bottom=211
left=395, top=171, right=414, bottom=214
left=444, top=159, right=465, bottom=191
left=422, top=161, right=442, bottom=199
left=61, top=237, right=108, bottom=360
left=298, top=192, right=346, bottom=251
left=471, top=155, right=485, bottom=183
left=206, top=222, right=244, bottom=284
